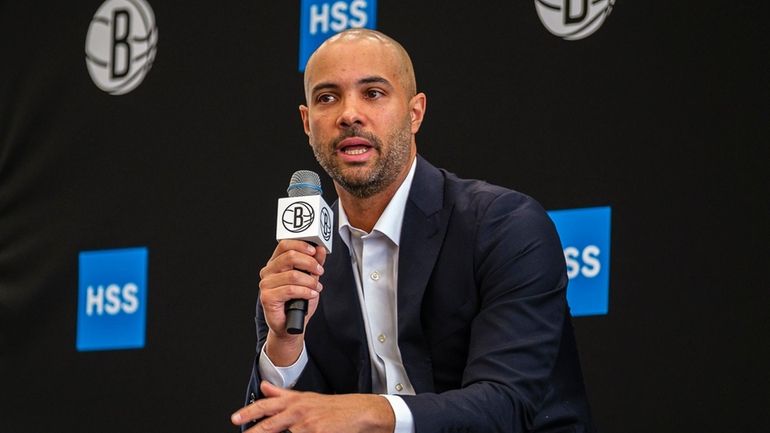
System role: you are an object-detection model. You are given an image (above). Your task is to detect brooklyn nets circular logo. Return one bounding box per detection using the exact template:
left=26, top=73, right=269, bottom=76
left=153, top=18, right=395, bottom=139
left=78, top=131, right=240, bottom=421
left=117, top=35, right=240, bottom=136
left=320, top=207, right=332, bottom=242
left=282, top=202, right=315, bottom=233
left=535, top=0, right=614, bottom=41
left=85, top=0, right=158, bottom=95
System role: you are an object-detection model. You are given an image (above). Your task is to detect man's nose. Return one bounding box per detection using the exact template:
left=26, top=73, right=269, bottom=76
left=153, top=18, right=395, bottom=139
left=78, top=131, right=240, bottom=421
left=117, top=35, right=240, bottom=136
left=337, top=97, right=364, bottom=128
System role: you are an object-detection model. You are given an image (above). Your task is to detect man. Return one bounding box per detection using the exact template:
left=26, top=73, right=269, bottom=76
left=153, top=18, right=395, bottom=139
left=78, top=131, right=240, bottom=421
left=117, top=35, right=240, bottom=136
left=232, top=29, right=594, bottom=433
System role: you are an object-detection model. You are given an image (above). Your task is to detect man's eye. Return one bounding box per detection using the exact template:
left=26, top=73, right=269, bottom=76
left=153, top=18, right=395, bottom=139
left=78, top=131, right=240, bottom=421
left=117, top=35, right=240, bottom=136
left=317, top=94, right=336, bottom=104
left=365, top=89, right=383, bottom=99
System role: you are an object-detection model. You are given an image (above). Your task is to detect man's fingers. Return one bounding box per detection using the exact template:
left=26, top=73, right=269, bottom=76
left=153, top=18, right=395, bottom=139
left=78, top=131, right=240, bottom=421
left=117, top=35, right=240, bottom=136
left=260, top=274, right=323, bottom=301
left=260, top=240, right=317, bottom=280
left=270, top=240, right=317, bottom=261
left=314, top=245, right=328, bottom=267
left=231, top=393, right=284, bottom=426
left=260, top=269, right=316, bottom=291
left=261, top=249, right=325, bottom=280
left=266, top=284, right=321, bottom=306
left=260, top=380, right=286, bottom=397
left=231, top=383, right=299, bottom=432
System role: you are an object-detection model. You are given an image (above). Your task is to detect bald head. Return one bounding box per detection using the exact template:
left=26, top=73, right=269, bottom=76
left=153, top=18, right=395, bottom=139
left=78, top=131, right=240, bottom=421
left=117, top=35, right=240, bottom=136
left=303, top=29, right=417, bottom=102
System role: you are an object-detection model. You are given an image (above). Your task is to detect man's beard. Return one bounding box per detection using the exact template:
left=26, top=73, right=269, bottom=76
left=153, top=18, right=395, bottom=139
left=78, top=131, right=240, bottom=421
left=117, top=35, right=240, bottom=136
left=312, top=119, right=412, bottom=199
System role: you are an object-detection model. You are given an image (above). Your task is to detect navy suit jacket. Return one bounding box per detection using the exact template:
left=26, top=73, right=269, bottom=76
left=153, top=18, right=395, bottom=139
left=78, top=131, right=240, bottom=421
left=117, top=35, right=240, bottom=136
left=246, top=156, right=594, bottom=432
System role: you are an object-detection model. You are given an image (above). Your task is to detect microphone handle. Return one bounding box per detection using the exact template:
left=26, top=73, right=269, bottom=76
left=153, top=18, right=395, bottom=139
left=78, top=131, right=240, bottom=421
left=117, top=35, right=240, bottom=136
left=285, top=298, right=308, bottom=335
left=285, top=241, right=316, bottom=335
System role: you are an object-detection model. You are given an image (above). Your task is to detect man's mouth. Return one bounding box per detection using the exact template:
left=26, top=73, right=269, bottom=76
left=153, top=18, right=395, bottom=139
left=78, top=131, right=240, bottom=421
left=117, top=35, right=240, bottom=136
left=337, top=137, right=374, bottom=157
left=342, top=145, right=370, bottom=155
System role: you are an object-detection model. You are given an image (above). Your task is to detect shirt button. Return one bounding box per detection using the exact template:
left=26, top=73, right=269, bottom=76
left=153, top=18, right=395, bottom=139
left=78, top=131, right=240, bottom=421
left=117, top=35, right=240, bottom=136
left=395, top=383, right=403, bottom=392
left=370, top=271, right=380, bottom=281
left=377, top=334, right=386, bottom=343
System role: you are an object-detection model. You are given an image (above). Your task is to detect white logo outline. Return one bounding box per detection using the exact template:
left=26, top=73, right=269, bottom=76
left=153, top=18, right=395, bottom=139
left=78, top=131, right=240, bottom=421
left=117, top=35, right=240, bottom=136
left=535, top=0, right=615, bottom=41
left=85, top=0, right=158, bottom=95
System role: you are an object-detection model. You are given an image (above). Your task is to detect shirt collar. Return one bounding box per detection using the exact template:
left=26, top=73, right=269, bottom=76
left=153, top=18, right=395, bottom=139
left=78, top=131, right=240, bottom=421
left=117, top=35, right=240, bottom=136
left=339, top=156, right=418, bottom=247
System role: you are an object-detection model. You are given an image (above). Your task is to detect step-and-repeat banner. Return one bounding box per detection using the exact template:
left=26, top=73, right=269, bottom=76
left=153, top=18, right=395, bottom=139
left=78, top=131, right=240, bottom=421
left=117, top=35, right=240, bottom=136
left=1, top=1, right=767, bottom=432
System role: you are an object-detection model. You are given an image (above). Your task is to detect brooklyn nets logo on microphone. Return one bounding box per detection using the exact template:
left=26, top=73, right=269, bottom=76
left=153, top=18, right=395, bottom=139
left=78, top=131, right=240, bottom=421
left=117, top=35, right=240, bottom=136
left=283, top=202, right=315, bottom=233
left=85, top=0, right=158, bottom=95
left=535, top=0, right=614, bottom=41
left=320, top=207, right=332, bottom=242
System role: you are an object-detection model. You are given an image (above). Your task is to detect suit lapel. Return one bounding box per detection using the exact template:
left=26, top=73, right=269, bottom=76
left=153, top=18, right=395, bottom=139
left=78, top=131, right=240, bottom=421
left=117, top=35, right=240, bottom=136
left=396, top=156, right=453, bottom=393
left=319, top=157, right=452, bottom=394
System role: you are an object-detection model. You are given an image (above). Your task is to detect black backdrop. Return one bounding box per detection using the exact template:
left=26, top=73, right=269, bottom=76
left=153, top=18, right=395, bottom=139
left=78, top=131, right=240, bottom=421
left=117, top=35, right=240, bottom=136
left=1, top=1, right=768, bottom=432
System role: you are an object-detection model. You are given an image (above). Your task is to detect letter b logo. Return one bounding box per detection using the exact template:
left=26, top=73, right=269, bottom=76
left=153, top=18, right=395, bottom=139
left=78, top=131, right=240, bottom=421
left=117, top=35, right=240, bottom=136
left=282, top=201, right=315, bottom=233
left=85, top=0, right=158, bottom=95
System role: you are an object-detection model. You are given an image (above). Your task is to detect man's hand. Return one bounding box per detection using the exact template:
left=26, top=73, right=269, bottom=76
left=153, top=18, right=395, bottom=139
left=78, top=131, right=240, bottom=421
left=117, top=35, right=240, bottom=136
left=231, top=381, right=395, bottom=433
left=259, top=240, right=327, bottom=366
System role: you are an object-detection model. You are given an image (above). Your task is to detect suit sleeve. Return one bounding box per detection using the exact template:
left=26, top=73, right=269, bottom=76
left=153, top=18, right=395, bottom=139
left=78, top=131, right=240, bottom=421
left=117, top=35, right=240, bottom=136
left=243, top=295, right=333, bottom=426
left=400, top=192, right=569, bottom=433
left=240, top=302, right=268, bottom=431
left=241, top=299, right=328, bottom=430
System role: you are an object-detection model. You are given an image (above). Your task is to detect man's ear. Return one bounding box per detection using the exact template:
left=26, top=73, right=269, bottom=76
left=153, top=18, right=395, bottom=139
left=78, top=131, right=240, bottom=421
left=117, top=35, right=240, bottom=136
left=299, top=105, right=311, bottom=138
left=409, top=93, right=427, bottom=134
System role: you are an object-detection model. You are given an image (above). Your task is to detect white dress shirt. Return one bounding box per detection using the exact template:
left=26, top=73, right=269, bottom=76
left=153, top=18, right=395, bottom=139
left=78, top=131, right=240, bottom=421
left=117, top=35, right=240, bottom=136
left=259, top=158, right=418, bottom=433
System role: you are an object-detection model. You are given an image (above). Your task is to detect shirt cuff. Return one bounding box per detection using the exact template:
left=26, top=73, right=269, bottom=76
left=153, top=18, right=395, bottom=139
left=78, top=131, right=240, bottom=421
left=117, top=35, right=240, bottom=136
left=258, top=342, right=308, bottom=389
left=380, top=394, right=415, bottom=433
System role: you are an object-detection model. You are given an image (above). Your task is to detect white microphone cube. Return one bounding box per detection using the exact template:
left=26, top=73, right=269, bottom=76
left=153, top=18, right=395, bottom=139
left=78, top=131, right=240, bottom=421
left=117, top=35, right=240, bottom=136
left=276, top=195, right=334, bottom=253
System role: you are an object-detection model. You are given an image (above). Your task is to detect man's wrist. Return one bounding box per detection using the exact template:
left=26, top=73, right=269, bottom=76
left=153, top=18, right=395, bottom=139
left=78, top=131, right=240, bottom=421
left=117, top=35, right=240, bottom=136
left=357, top=394, right=396, bottom=433
left=259, top=343, right=307, bottom=389
left=265, top=331, right=304, bottom=367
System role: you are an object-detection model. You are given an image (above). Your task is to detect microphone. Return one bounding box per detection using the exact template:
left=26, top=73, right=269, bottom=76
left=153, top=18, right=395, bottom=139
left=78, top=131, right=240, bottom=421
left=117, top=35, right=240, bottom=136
left=276, top=170, right=334, bottom=334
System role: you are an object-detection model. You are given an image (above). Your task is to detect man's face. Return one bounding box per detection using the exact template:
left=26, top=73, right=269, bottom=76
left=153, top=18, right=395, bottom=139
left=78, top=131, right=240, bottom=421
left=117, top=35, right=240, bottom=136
left=300, top=37, right=424, bottom=199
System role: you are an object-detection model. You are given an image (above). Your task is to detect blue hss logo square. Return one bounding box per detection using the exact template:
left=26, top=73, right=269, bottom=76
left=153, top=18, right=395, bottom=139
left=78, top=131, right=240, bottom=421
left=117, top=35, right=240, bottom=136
left=547, top=206, right=611, bottom=316
left=76, top=247, right=148, bottom=351
left=298, top=0, right=377, bottom=71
